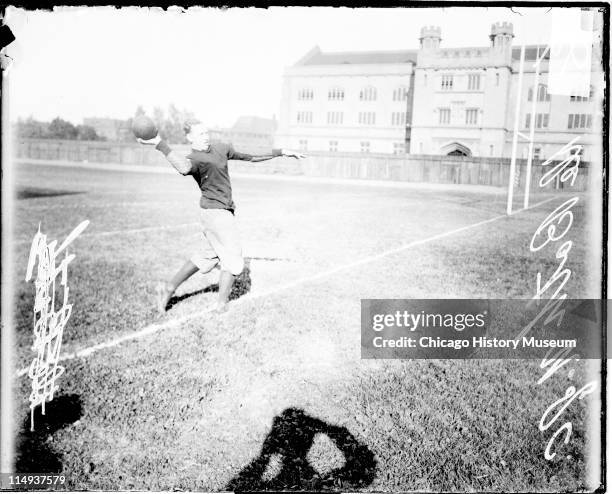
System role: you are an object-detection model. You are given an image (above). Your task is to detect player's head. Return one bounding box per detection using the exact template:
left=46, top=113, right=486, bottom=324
left=184, top=120, right=210, bottom=150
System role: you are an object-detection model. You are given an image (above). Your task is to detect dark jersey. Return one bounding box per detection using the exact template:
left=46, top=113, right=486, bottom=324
left=155, top=140, right=282, bottom=212
left=187, top=143, right=241, bottom=211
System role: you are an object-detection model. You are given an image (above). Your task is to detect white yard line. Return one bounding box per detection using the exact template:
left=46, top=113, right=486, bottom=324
left=85, top=222, right=198, bottom=237
left=11, top=204, right=406, bottom=246
left=14, top=195, right=557, bottom=378
left=12, top=222, right=199, bottom=246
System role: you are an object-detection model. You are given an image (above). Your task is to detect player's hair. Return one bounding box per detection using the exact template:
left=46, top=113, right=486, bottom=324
left=183, top=119, right=202, bottom=135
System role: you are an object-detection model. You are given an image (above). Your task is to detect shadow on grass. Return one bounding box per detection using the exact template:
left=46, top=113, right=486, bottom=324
left=15, top=394, right=83, bottom=473
left=166, top=258, right=252, bottom=310
left=226, top=408, right=376, bottom=491
left=17, top=187, right=84, bottom=200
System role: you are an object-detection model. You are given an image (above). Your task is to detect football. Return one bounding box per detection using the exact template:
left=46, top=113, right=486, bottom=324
left=132, top=115, right=158, bottom=140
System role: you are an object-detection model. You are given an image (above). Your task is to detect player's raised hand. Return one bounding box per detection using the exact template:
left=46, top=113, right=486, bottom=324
left=282, top=149, right=307, bottom=159
left=137, top=135, right=161, bottom=146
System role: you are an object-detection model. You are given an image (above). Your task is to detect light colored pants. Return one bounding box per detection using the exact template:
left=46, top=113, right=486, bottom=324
left=190, top=209, right=244, bottom=276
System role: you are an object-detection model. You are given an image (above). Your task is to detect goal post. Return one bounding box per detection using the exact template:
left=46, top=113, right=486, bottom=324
left=506, top=45, right=525, bottom=215
left=507, top=45, right=550, bottom=215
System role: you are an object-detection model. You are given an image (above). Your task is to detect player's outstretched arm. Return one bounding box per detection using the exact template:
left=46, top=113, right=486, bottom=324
left=227, top=144, right=306, bottom=162
left=137, top=135, right=193, bottom=175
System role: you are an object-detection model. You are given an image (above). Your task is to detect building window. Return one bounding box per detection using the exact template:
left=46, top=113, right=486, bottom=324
left=358, top=112, right=376, bottom=125
left=393, top=86, right=409, bottom=101
left=467, top=74, right=481, bottom=90
left=525, top=113, right=549, bottom=129
left=533, top=147, right=541, bottom=160
left=537, top=85, right=551, bottom=102
left=327, top=112, right=343, bottom=125
left=570, top=87, right=593, bottom=102
left=360, top=141, right=370, bottom=153
left=393, top=142, right=405, bottom=154
left=296, top=111, right=313, bottom=124
left=328, top=87, right=345, bottom=101
left=489, top=145, right=494, bottom=156
left=298, top=88, right=314, bottom=101
left=441, top=75, right=453, bottom=90
left=299, top=139, right=308, bottom=151
left=391, top=112, right=406, bottom=126
left=329, top=140, right=338, bottom=152
left=359, top=86, right=377, bottom=101
left=568, top=113, right=593, bottom=129
left=424, top=74, right=427, bottom=86
left=529, top=84, right=551, bottom=102
left=465, top=108, right=478, bottom=125
left=439, top=108, right=451, bottom=125
left=496, top=73, right=500, bottom=86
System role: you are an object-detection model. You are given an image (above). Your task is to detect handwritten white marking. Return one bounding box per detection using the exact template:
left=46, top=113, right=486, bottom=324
left=525, top=137, right=598, bottom=460
left=539, top=382, right=597, bottom=460
left=539, top=137, right=582, bottom=188
left=24, top=220, right=89, bottom=431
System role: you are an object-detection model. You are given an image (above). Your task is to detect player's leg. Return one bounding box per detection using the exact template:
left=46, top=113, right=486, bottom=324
left=202, top=209, right=244, bottom=311
left=170, top=260, right=199, bottom=288
left=157, top=257, right=219, bottom=313
left=157, top=226, right=220, bottom=312
left=157, top=259, right=195, bottom=312
left=217, top=270, right=235, bottom=311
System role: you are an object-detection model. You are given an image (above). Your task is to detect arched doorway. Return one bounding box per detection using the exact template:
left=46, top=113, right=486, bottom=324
left=440, top=142, right=472, bottom=157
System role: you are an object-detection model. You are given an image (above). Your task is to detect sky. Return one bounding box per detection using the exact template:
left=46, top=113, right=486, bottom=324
left=4, top=6, right=560, bottom=127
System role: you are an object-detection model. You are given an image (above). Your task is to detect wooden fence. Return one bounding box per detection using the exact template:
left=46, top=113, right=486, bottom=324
left=15, top=138, right=590, bottom=190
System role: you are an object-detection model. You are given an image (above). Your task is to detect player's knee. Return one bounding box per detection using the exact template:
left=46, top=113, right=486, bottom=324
left=190, top=255, right=218, bottom=272
left=225, top=256, right=244, bottom=276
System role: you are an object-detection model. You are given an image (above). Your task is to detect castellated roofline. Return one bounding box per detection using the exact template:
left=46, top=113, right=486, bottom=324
left=419, top=25, right=442, bottom=40
left=490, top=21, right=514, bottom=37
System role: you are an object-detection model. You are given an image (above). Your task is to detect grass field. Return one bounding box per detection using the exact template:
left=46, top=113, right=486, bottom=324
left=9, top=161, right=602, bottom=491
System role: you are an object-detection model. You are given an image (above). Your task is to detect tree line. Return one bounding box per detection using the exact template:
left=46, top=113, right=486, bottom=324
left=16, top=104, right=198, bottom=144
left=16, top=117, right=106, bottom=141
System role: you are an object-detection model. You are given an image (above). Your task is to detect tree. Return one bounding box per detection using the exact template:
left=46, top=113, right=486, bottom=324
left=152, top=106, right=165, bottom=132
left=133, top=104, right=199, bottom=143
left=76, top=124, right=103, bottom=141
left=17, top=117, right=48, bottom=138
left=162, top=103, right=188, bottom=144
left=48, top=117, right=78, bottom=139
left=17, top=116, right=106, bottom=141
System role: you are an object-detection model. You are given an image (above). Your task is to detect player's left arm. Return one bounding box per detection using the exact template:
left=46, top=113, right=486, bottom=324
left=227, top=144, right=306, bottom=162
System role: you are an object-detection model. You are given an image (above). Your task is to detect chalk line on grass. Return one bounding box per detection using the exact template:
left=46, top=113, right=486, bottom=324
left=14, top=195, right=557, bottom=378
left=11, top=203, right=405, bottom=246
left=12, top=222, right=199, bottom=246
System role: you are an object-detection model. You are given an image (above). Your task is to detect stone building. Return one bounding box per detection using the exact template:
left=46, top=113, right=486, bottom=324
left=277, top=19, right=603, bottom=161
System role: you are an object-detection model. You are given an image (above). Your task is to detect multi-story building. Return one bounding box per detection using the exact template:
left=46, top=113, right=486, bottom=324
left=83, top=117, right=131, bottom=142
left=277, top=21, right=603, bottom=161
left=275, top=46, right=416, bottom=154
left=411, top=22, right=603, bottom=162
left=210, top=115, right=277, bottom=154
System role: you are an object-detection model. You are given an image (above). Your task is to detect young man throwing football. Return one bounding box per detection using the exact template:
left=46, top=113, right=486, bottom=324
left=139, top=122, right=304, bottom=313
